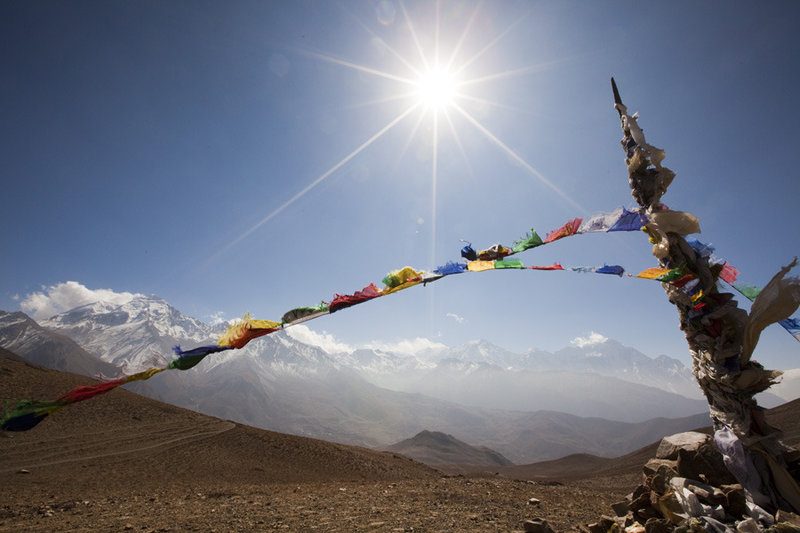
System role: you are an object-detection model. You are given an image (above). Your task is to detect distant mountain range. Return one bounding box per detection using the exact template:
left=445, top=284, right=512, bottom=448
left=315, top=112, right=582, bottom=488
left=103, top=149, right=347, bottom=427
left=354, top=337, right=702, bottom=399
left=6, top=291, right=792, bottom=463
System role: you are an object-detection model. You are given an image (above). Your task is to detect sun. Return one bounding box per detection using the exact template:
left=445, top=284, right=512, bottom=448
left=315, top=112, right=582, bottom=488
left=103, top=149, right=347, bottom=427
left=414, top=66, right=459, bottom=110
left=225, top=3, right=581, bottom=262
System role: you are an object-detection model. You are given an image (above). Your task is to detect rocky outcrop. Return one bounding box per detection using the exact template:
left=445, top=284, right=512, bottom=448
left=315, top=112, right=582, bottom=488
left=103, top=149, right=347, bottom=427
left=584, top=432, right=800, bottom=532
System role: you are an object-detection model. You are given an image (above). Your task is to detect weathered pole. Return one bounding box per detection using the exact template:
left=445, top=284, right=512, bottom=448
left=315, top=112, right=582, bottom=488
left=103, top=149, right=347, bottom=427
left=611, top=78, right=800, bottom=519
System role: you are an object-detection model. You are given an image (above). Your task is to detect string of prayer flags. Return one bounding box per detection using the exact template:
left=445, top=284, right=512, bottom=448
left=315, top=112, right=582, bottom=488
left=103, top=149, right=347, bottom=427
left=685, top=239, right=800, bottom=343
left=1, top=366, right=168, bottom=431
left=5, top=205, right=798, bottom=432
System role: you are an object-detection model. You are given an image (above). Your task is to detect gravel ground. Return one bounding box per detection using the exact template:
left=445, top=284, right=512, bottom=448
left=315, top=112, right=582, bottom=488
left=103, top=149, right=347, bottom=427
left=0, top=474, right=638, bottom=532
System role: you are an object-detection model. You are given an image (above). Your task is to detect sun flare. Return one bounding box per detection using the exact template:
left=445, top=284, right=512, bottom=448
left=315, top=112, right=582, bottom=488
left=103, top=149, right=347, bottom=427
left=228, top=3, right=582, bottom=263
left=414, top=66, right=458, bottom=110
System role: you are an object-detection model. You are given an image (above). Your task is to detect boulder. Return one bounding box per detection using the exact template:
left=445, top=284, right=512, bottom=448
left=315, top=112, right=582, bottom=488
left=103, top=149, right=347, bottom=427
left=656, top=432, right=711, bottom=461
left=676, top=444, right=736, bottom=487
left=523, top=518, right=556, bottom=533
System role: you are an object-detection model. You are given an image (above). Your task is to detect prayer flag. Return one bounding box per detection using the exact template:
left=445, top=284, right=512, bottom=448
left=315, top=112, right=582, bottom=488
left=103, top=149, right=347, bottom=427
left=544, top=218, right=583, bottom=243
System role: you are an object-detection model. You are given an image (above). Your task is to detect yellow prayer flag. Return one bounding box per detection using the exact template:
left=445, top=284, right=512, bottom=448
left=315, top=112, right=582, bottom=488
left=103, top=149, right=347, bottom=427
left=636, top=267, right=671, bottom=280
left=467, top=260, right=496, bottom=272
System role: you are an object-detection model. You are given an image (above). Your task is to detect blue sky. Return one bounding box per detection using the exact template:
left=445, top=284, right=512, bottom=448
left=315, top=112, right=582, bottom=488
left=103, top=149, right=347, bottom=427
left=2, top=0, right=799, bottom=369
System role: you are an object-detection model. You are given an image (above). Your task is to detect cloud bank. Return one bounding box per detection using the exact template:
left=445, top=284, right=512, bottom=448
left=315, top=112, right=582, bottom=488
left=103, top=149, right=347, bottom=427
left=285, top=324, right=355, bottom=354
left=21, top=281, right=142, bottom=321
left=285, top=324, right=446, bottom=356
left=363, top=337, right=447, bottom=356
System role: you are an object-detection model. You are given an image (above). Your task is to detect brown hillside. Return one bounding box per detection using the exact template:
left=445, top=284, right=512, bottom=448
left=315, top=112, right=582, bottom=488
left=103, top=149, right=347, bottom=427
left=16, top=353, right=800, bottom=531
left=0, top=352, right=635, bottom=532
left=0, top=352, right=436, bottom=491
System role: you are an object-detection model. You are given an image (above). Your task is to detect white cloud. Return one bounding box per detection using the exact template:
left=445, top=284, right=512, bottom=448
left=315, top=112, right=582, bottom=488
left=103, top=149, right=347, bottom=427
left=284, top=324, right=354, bottom=354
left=446, top=312, right=464, bottom=323
left=363, top=337, right=447, bottom=356
left=207, top=311, right=229, bottom=326
left=285, top=324, right=445, bottom=356
left=570, top=331, right=608, bottom=348
left=20, top=281, right=141, bottom=321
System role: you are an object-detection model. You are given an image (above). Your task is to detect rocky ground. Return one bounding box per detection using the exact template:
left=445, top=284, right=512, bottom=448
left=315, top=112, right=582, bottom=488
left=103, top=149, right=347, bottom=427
left=0, top=474, right=638, bottom=532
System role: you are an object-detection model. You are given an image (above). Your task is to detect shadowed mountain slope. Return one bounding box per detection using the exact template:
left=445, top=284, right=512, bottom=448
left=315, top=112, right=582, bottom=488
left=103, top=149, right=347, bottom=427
left=0, top=351, right=436, bottom=502
left=469, top=397, right=800, bottom=481
left=0, top=311, right=119, bottom=377
left=385, top=430, right=514, bottom=466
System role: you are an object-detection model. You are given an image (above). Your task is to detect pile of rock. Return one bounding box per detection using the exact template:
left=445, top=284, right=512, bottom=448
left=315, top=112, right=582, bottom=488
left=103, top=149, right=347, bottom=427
left=584, top=432, right=800, bottom=533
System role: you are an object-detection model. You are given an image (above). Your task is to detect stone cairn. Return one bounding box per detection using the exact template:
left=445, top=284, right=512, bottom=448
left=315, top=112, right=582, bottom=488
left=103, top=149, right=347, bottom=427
left=576, top=80, right=800, bottom=532
left=583, top=431, right=800, bottom=533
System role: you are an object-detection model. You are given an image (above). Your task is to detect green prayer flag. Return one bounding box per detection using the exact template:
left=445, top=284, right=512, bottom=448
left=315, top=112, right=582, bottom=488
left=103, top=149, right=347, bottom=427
left=656, top=268, right=685, bottom=282
left=733, top=282, right=762, bottom=302
left=495, top=259, right=525, bottom=269
left=512, top=228, right=543, bottom=253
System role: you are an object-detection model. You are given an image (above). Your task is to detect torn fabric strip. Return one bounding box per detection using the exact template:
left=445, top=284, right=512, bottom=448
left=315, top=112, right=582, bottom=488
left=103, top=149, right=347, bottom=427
left=544, top=218, right=583, bottom=243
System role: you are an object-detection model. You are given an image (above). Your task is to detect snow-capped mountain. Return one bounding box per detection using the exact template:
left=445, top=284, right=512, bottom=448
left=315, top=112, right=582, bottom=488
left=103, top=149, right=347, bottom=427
left=529, top=339, right=700, bottom=399
left=40, top=295, right=219, bottom=372
left=0, top=293, right=720, bottom=462
left=337, top=337, right=702, bottom=401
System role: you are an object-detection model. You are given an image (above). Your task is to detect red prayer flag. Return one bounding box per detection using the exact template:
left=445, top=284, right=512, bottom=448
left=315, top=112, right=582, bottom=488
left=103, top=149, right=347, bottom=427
left=530, top=263, right=564, bottom=271
left=719, top=262, right=739, bottom=283
left=544, top=218, right=583, bottom=243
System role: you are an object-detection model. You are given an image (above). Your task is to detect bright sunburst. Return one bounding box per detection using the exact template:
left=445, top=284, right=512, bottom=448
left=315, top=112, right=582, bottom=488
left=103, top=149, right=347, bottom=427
left=414, top=66, right=459, bottom=110
left=224, top=2, right=581, bottom=261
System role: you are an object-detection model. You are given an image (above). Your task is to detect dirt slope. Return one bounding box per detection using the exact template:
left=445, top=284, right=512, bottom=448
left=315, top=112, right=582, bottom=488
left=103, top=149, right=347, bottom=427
left=0, top=351, right=637, bottom=532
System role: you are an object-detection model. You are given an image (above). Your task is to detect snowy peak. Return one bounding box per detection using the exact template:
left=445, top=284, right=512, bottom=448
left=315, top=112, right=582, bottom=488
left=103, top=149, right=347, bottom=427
left=43, top=294, right=216, bottom=342
left=38, top=295, right=218, bottom=369
left=443, top=339, right=523, bottom=369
